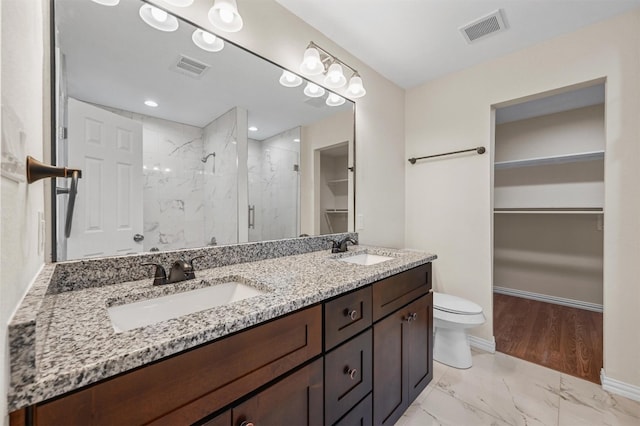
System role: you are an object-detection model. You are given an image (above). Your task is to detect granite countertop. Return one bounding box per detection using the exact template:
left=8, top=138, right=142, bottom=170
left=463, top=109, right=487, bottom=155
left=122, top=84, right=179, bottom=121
left=7, top=241, right=435, bottom=411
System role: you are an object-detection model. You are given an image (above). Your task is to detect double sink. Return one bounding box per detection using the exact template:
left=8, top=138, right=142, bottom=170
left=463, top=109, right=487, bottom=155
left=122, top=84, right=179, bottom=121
left=107, top=251, right=394, bottom=333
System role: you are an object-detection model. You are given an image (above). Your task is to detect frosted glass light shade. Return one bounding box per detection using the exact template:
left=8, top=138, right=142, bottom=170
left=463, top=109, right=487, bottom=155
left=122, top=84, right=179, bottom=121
left=324, top=63, right=347, bottom=88
left=279, top=70, right=303, bottom=88
left=346, top=75, right=367, bottom=98
left=91, top=0, right=120, bottom=5
left=192, top=29, right=224, bottom=52
left=304, top=82, right=325, bottom=98
left=208, top=0, right=244, bottom=32
left=299, top=47, right=324, bottom=76
left=139, top=4, right=179, bottom=32
left=326, top=93, right=346, bottom=107
left=164, top=0, right=194, bottom=6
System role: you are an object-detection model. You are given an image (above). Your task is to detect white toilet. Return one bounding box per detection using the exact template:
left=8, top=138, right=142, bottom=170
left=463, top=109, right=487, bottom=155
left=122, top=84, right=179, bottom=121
left=433, top=292, right=485, bottom=369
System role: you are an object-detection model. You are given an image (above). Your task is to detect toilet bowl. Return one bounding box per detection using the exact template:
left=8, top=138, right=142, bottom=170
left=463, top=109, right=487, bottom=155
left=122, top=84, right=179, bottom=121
left=433, top=292, right=485, bottom=369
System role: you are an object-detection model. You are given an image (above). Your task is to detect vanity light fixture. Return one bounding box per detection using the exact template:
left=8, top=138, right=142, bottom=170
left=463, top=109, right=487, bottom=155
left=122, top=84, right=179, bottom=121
left=144, top=100, right=158, bottom=107
left=279, top=70, right=303, bottom=88
left=139, top=4, right=179, bottom=32
left=299, top=41, right=367, bottom=99
left=326, top=93, right=346, bottom=107
left=91, top=0, right=120, bottom=6
left=208, top=0, right=244, bottom=33
left=303, top=82, right=325, bottom=98
left=324, top=63, right=347, bottom=89
left=346, top=73, right=367, bottom=98
left=192, top=29, right=224, bottom=52
left=163, top=0, right=195, bottom=6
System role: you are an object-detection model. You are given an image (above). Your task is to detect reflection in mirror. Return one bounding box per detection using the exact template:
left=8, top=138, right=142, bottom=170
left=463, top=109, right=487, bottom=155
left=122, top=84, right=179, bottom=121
left=54, top=0, right=355, bottom=260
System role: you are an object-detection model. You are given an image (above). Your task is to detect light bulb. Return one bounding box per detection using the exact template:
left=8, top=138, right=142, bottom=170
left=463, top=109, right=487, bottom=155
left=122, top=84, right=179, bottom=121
left=279, top=70, right=303, bottom=88
left=346, top=75, right=366, bottom=98
left=151, top=7, right=168, bottom=22
left=326, top=93, right=346, bottom=107
left=299, top=47, right=324, bottom=76
left=303, top=82, right=325, bottom=98
left=219, top=8, right=235, bottom=23
left=324, top=63, right=347, bottom=88
left=202, top=32, right=216, bottom=44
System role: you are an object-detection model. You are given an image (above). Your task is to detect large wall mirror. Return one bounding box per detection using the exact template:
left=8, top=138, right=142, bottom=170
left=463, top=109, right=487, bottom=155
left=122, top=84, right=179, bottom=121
left=53, top=0, right=355, bottom=261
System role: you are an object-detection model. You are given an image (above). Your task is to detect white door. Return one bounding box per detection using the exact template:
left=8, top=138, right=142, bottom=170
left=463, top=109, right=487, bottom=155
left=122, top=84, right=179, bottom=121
left=66, top=98, right=143, bottom=259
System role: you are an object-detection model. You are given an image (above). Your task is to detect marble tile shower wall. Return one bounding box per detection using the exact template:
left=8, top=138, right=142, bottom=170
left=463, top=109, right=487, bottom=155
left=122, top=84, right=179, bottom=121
left=248, top=127, right=300, bottom=242
left=203, top=108, right=239, bottom=246
left=105, top=106, right=240, bottom=250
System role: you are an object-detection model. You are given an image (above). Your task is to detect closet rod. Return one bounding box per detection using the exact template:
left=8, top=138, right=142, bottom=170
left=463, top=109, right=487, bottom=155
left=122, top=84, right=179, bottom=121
left=408, top=146, right=485, bottom=164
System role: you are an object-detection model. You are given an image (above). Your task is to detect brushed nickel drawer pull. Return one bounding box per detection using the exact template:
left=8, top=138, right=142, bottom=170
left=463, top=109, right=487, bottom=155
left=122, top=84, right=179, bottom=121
left=347, top=309, right=358, bottom=320
left=405, top=312, right=417, bottom=322
left=240, top=421, right=254, bottom=426
left=344, top=366, right=358, bottom=380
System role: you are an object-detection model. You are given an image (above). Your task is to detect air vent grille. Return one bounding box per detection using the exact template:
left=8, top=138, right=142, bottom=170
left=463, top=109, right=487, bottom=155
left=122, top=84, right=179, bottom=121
left=460, top=9, right=507, bottom=44
left=174, top=55, right=210, bottom=77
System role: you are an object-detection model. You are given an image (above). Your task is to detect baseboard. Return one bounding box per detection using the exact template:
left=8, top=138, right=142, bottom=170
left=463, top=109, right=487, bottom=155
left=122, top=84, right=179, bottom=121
left=601, top=369, right=640, bottom=402
left=493, top=286, right=603, bottom=313
left=468, top=335, right=496, bottom=353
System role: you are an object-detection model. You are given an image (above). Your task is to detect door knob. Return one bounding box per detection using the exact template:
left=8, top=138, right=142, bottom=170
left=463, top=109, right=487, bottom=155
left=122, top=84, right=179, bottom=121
left=133, top=233, right=144, bottom=242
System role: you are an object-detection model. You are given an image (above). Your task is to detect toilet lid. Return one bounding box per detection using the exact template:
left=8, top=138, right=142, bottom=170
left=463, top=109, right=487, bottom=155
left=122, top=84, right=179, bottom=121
left=433, top=292, right=483, bottom=315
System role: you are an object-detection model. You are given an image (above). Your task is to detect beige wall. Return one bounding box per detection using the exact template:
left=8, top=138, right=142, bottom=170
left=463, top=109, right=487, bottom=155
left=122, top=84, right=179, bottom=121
left=300, top=111, right=352, bottom=235
left=150, top=0, right=406, bottom=248
left=405, top=9, right=640, bottom=387
left=1, top=0, right=47, bottom=422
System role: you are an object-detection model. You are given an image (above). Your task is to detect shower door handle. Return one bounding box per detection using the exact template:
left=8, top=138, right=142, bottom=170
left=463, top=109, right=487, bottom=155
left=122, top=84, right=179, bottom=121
left=248, top=205, right=255, bottom=229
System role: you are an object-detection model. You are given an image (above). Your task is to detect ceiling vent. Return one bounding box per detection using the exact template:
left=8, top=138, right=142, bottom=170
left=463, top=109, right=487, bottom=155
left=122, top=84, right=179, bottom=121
left=172, top=55, right=210, bottom=78
left=460, top=9, right=507, bottom=44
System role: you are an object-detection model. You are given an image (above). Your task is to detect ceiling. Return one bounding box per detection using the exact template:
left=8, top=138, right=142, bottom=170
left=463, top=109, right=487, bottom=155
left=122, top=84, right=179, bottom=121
left=275, top=0, right=640, bottom=89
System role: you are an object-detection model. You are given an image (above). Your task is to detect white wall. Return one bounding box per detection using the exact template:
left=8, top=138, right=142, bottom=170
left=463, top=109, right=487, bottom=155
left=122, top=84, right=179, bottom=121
left=150, top=0, right=406, bottom=248
left=0, top=0, right=47, bottom=422
left=405, top=9, right=640, bottom=388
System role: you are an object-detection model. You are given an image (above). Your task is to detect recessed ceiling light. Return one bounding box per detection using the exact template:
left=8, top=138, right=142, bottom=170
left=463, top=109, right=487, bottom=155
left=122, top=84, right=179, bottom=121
left=144, top=100, right=158, bottom=107
left=164, top=0, right=194, bottom=6
left=91, top=0, right=120, bottom=6
left=293, top=138, right=300, bottom=142
left=248, top=126, right=258, bottom=132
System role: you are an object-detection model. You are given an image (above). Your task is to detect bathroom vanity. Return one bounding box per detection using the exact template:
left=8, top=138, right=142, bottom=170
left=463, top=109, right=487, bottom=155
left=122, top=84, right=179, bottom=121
left=7, top=235, right=435, bottom=425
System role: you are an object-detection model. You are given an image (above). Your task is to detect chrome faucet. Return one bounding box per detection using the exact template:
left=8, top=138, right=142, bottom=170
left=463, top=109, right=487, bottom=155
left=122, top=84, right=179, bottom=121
left=331, top=237, right=358, bottom=253
left=142, top=255, right=204, bottom=285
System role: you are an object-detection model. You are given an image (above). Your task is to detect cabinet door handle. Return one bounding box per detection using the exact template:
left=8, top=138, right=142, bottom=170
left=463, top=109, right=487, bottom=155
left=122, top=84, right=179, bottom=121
left=240, top=421, right=254, bottom=426
left=405, top=312, right=417, bottom=322
left=344, top=366, right=358, bottom=380
left=344, top=309, right=358, bottom=320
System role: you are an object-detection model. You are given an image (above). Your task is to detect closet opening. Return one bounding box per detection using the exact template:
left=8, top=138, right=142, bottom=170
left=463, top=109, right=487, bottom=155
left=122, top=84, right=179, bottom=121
left=316, top=142, right=350, bottom=234
left=491, top=81, right=605, bottom=384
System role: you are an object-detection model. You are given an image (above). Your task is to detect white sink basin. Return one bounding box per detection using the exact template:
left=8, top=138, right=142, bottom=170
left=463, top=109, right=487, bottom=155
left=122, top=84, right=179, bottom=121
left=108, top=282, right=266, bottom=333
left=338, top=253, right=394, bottom=266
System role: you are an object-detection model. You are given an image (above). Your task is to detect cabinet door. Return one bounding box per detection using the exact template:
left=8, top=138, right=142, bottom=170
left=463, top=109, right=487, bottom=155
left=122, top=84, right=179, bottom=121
left=333, top=393, right=372, bottom=426
left=232, top=359, right=323, bottom=426
left=406, top=293, right=433, bottom=403
left=373, top=309, right=408, bottom=426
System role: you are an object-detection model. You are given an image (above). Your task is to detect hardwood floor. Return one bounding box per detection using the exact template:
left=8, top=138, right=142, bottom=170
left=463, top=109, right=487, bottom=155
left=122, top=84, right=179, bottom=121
left=493, top=293, right=603, bottom=384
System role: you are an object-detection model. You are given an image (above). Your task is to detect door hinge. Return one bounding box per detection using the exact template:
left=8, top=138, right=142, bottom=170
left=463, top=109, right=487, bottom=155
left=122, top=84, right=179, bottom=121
left=58, top=127, right=68, bottom=140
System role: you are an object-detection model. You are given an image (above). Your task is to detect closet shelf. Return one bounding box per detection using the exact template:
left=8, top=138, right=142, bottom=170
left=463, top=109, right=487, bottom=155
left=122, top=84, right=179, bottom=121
left=494, top=208, right=603, bottom=215
left=494, top=150, right=604, bottom=169
left=325, top=209, right=348, bottom=214
left=327, top=178, right=348, bottom=185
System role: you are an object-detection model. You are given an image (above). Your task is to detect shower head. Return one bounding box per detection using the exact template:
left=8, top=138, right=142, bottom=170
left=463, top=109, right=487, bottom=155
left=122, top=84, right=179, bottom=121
left=202, top=152, right=216, bottom=163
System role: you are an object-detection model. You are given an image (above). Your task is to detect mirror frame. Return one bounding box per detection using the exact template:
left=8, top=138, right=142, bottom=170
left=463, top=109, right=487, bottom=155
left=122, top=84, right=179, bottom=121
left=48, top=0, right=357, bottom=261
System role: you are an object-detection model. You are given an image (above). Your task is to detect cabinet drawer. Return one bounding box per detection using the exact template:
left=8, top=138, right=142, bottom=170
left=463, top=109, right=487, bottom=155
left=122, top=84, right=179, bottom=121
left=325, top=329, right=373, bottom=425
left=36, top=305, right=322, bottom=426
left=232, top=358, right=324, bottom=426
left=373, top=263, right=431, bottom=321
left=334, top=393, right=372, bottom=426
left=325, top=286, right=372, bottom=350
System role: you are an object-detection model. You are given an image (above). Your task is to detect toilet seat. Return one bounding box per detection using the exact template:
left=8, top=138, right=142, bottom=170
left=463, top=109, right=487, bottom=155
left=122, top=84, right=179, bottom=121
left=434, top=292, right=482, bottom=315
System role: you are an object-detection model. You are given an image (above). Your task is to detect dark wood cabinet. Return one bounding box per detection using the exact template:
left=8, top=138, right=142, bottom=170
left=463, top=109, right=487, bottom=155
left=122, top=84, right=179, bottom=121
left=373, top=293, right=433, bottom=426
left=324, top=329, right=372, bottom=425
left=232, top=359, right=324, bottom=426
left=333, top=393, right=373, bottom=426
left=13, top=263, right=433, bottom=426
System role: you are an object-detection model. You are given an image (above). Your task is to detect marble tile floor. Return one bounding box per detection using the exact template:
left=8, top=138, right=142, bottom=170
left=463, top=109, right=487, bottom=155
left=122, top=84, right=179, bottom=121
left=396, top=350, right=640, bottom=426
